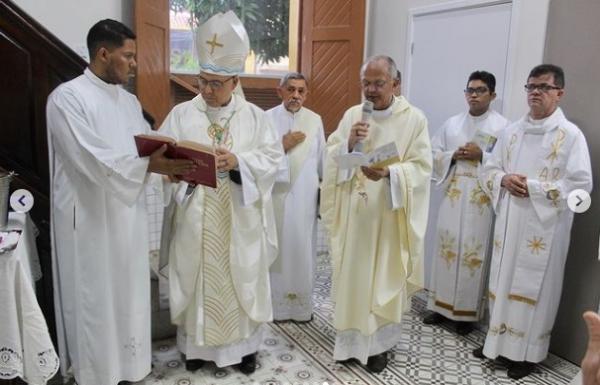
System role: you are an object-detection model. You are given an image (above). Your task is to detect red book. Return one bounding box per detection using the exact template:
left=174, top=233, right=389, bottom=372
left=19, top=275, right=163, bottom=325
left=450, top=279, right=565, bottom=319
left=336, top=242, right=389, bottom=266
left=134, top=134, right=217, bottom=188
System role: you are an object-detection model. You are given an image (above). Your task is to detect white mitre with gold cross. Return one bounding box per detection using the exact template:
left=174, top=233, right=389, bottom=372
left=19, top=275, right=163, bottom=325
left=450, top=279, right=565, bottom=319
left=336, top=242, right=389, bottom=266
left=195, top=10, right=250, bottom=76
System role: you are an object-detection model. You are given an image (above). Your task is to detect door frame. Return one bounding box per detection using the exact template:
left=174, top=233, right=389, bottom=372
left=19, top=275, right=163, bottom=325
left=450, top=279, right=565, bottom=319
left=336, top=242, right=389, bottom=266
left=404, top=0, right=550, bottom=121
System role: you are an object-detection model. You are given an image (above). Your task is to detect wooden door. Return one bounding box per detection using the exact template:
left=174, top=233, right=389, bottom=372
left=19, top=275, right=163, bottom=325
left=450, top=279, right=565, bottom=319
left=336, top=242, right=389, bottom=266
left=300, top=0, right=366, bottom=136
left=135, top=0, right=170, bottom=127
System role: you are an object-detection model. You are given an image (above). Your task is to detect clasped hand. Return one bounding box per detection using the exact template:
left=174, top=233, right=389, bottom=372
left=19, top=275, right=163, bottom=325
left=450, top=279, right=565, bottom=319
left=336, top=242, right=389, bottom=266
left=453, top=142, right=482, bottom=162
left=361, top=166, right=389, bottom=181
left=501, top=173, right=529, bottom=197
left=216, top=147, right=238, bottom=172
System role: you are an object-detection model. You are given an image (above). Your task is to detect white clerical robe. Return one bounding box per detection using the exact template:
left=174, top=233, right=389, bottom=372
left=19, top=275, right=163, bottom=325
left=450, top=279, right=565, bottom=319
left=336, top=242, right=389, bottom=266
left=320, top=96, right=432, bottom=364
left=47, top=68, right=154, bottom=385
left=266, top=104, right=325, bottom=321
left=159, top=94, right=283, bottom=367
left=427, top=110, right=508, bottom=321
left=480, top=107, right=592, bottom=362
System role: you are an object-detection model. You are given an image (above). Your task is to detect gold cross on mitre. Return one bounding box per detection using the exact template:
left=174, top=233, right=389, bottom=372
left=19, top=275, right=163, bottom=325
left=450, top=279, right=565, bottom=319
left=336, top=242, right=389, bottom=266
left=205, top=33, right=224, bottom=54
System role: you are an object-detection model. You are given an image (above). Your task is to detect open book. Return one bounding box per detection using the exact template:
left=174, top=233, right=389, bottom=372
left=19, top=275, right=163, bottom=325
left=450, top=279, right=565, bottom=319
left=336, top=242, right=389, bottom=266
left=334, top=142, right=400, bottom=170
left=134, top=134, right=217, bottom=188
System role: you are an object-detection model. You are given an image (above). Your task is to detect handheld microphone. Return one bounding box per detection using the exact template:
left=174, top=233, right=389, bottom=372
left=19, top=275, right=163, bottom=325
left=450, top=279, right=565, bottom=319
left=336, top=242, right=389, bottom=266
left=353, top=100, right=373, bottom=153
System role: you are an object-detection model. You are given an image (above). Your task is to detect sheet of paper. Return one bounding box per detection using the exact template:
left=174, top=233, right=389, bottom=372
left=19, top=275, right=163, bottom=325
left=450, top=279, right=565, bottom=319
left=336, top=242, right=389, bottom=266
left=334, top=152, right=369, bottom=169
left=367, top=142, right=399, bottom=166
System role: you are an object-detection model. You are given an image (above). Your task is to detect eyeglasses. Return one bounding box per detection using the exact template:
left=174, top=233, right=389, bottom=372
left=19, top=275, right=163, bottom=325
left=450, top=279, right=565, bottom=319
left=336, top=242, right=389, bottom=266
left=464, top=87, right=489, bottom=96
left=197, top=76, right=235, bottom=90
left=524, top=83, right=562, bottom=93
left=360, top=79, right=391, bottom=90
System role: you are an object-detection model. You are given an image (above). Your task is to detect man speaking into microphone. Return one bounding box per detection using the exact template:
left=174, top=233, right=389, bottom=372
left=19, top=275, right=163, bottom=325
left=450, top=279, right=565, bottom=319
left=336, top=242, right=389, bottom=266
left=321, top=55, right=432, bottom=372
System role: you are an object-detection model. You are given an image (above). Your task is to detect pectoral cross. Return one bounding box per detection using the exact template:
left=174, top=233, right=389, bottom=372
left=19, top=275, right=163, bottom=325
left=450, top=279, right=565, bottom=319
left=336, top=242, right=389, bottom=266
left=206, top=34, right=224, bottom=54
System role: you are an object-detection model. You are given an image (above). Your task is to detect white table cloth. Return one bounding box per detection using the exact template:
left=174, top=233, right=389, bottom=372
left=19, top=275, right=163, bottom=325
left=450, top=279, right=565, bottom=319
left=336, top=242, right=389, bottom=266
left=0, top=212, right=59, bottom=384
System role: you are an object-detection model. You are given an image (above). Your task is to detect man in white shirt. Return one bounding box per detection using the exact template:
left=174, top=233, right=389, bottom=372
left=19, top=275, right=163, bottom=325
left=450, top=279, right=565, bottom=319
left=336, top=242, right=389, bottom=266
left=321, top=55, right=432, bottom=373
left=424, top=71, right=508, bottom=335
left=159, top=11, right=283, bottom=375
left=47, top=19, right=195, bottom=385
left=267, top=72, right=325, bottom=322
left=476, top=64, right=592, bottom=379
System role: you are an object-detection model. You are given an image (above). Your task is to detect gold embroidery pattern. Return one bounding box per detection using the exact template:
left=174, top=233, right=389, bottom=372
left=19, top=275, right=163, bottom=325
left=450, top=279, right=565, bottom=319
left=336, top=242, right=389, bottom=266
left=489, top=323, right=507, bottom=336
left=546, top=129, right=566, bottom=163
left=205, top=33, right=224, bottom=54
left=461, top=241, right=483, bottom=276
left=445, top=176, right=462, bottom=206
left=486, top=172, right=498, bottom=193
left=488, top=323, right=525, bottom=338
left=439, top=230, right=457, bottom=268
left=508, top=294, right=537, bottom=306
left=433, top=300, right=477, bottom=317
left=469, top=185, right=491, bottom=214
left=203, top=178, right=240, bottom=346
left=493, top=238, right=502, bottom=253
left=488, top=291, right=496, bottom=300
left=508, top=326, right=525, bottom=338
left=527, top=236, right=546, bottom=255
left=506, top=134, right=518, bottom=164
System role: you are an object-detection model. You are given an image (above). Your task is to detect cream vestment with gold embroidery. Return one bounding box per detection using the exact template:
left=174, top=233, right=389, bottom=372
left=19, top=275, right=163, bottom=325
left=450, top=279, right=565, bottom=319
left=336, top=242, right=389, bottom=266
left=480, top=107, right=592, bottom=362
left=159, top=94, right=283, bottom=367
left=427, top=110, right=508, bottom=321
left=321, top=96, right=432, bottom=363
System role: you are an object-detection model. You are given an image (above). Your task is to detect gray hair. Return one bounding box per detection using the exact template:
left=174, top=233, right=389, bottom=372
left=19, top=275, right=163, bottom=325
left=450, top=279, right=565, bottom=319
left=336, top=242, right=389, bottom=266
left=360, top=55, right=398, bottom=79
left=279, top=72, right=308, bottom=88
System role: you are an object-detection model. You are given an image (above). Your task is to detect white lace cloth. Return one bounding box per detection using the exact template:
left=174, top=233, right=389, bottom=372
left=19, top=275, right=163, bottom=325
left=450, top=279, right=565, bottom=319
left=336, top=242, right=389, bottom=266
left=0, top=213, right=59, bottom=384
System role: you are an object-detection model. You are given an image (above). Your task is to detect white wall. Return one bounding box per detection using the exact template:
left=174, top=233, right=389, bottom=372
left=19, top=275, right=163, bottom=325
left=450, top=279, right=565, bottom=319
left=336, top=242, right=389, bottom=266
left=13, top=0, right=133, bottom=60
left=366, top=0, right=550, bottom=121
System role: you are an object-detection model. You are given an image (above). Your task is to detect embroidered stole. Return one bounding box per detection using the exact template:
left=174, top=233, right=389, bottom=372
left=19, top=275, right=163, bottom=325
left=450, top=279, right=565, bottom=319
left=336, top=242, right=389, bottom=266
left=490, top=113, right=572, bottom=306
left=202, top=173, right=240, bottom=345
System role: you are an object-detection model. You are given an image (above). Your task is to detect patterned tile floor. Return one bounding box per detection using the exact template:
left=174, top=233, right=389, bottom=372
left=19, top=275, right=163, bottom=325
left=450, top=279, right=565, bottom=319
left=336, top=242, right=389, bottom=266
left=137, top=253, right=579, bottom=385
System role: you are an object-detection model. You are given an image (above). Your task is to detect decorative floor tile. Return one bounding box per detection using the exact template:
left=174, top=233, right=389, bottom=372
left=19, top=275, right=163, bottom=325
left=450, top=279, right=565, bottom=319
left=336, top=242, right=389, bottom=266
left=137, top=252, right=579, bottom=385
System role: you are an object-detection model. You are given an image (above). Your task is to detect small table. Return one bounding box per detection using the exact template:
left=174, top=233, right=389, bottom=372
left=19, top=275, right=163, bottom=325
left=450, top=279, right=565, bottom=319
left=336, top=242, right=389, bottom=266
left=0, top=213, right=59, bottom=384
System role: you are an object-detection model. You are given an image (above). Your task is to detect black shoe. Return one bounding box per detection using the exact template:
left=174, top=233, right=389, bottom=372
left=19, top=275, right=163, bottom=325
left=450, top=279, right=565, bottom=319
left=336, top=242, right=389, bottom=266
left=366, top=352, right=388, bottom=373
left=472, top=346, right=485, bottom=359
left=239, top=353, right=257, bottom=375
left=507, top=361, right=535, bottom=380
left=423, top=312, right=444, bottom=325
left=185, top=358, right=205, bottom=372
left=455, top=321, right=474, bottom=336
left=336, top=357, right=357, bottom=364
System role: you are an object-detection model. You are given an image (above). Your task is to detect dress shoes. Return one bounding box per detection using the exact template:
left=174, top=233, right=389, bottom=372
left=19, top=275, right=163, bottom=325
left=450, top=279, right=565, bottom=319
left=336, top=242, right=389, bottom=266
left=472, top=346, right=485, bottom=359
left=239, top=353, right=257, bottom=375
left=366, top=352, right=388, bottom=373
left=423, top=312, right=445, bottom=325
left=507, top=361, right=535, bottom=380
left=185, top=358, right=206, bottom=372
left=455, top=321, right=475, bottom=336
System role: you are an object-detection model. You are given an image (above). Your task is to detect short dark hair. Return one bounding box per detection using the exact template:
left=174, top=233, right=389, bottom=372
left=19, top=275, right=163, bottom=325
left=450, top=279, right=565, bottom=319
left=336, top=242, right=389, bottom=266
left=396, top=69, right=402, bottom=83
left=87, top=19, right=136, bottom=60
left=467, top=70, right=496, bottom=93
left=528, top=64, right=565, bottom=88
left=279, top=72, right=308, bottom=88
